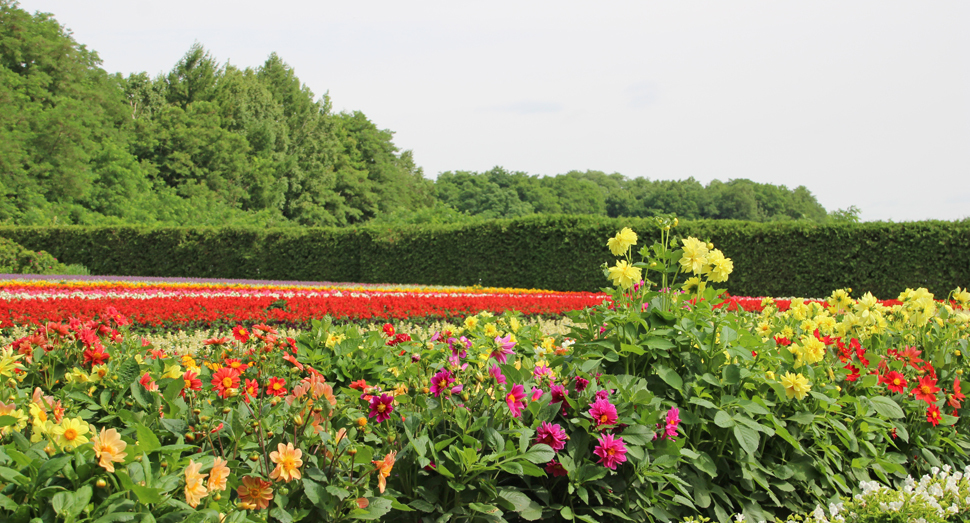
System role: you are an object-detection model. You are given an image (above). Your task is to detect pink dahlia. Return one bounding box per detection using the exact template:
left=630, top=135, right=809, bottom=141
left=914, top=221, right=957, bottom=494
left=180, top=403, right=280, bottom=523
left=430, top=369, right=454, bottom=398
left=535, top=421, right=568, bottom=452
left=506, top=384, right=526, bottom=418
left=593, top=433, right=627, bottom=470
left=588, top=398, right=618, bottom=427
left=368, top=393, right=394, bottom=423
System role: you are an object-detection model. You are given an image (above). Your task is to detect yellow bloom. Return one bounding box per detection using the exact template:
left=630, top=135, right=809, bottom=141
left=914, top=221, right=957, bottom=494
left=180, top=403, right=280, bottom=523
left=683, top=277, right=706, bottom=294
left=0, top=347, right=25, bottom=378
left=163, top=363, right=183, bottom=380
left=608, top=260, right=642, bottom=290
left=483, top=323, right=498, bottom=337
left=52, top=417, right=90, bottom=450
left=509, top=317, right=521, bottom=332
left=181, top=355, right=201, bottom=375
left=705, top=249, right=733, bottom=283
left=780, top=372, right=811, bottom=400
left=464, top=316, right=479, bottom=330
left=269, top=442, right=303, bottom=483
left=90, top=365, right=110, bottom=382
left=0, top=402, right=27, bottom=436
left=955, top=287, right=970, bottom=308
left=679, top=237, right=710, bottom=275
left=208, top=457, right=230, bottom=493
left=93, top=427, right=128, bottom=473
left=606, top=227, right=638, bottom=256
left=184, top=460, right=209, bottom=508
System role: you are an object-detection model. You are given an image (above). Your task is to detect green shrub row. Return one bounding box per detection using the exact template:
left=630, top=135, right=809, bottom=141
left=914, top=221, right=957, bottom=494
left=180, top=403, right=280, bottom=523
left=0, top=216, right=968, bottom=297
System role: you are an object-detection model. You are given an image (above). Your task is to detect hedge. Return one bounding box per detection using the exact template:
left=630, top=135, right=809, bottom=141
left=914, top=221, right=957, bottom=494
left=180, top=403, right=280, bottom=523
left=0, top=216, right=968, bottom=298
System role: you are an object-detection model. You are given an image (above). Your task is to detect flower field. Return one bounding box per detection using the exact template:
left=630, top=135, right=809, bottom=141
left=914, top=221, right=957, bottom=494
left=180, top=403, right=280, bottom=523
left=2, top=218, right=970, bottom=523
left=0, top=279, right=607, bottom=328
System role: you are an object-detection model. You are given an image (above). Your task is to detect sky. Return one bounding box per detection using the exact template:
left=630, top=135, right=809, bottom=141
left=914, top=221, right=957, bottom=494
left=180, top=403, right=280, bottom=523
left=16, top=0, right=970, bottom=222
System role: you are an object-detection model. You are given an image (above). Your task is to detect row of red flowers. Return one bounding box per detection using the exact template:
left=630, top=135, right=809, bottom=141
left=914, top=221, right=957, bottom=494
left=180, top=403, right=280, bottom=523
left=0, top=293, right=607, bottom=327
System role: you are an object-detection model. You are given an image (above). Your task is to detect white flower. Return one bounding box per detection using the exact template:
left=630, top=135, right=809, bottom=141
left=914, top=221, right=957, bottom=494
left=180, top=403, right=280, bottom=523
left=734, top=514, right=745, bottom=523
left=812, top=505, right=827, bottom=521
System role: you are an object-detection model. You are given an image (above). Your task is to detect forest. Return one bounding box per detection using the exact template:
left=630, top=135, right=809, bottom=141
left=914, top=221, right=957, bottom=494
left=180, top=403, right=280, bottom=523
left=1, top=1, right=837, bottom=228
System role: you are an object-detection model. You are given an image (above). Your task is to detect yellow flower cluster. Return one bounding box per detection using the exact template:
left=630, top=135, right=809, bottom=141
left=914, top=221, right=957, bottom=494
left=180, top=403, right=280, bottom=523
left=678, top=237, right=733, bottom=284
left=780, top=372, right=811, bottom=400
left=607, top=227, right=638, bottom=256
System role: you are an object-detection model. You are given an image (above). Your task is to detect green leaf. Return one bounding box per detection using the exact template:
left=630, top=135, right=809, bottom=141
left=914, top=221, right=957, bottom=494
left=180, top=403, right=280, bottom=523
left=733, top=425, right=759, bottom=456
left=350, top=497, right=392, bottom=520
left=722, top=365, right=741, bottom=385
left=560, top=506, right=575, bottom=520
left=163, top=378, right=185, bottom=403
left=714, top=410, right=735, bottom=428
left=654, top=364, right=684, bottom=392
left=129, top=484, right=163, bottom=504
left=693, top=451, right=718, bottom=477
left=521, top=444, right=555, bottom=464
left=302, top=478, right=326, bottom=506
left=469, top=503, right=501, bottom=515
left=870, top=396, right=905, bottom=419
left=134, top=423, right=161, bottom=453
left=787, top=412, right=815, bottom=424
left=326, top=485, right=350, bottom=501
left=859, top=373, right=878, bottom=388
left=0, top=492, right=16, bottom=511
left=52, top=491, right=74, bottom=516
left=130, top=382, right=152, bottom=409
left=37, top=454, right=73, bottom=486
left=409, top=499, right=435, bottom=512
left=0, top=415, right=16, bottom=427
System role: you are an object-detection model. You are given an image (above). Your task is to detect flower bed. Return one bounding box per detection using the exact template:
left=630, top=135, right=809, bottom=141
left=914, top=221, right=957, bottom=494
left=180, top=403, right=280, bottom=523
left=2, top=217, right=970, bottom=523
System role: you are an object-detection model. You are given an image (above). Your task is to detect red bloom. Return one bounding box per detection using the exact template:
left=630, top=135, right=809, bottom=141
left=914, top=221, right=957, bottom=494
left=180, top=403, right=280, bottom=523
left=897, top=346, right=924, bottom=369
left=83, top=346, right=110, bottom=367
left=843, top=363, right=860, bottom=382
left=204, top=337, right=231, bottom=346
left=224, top=358, right=249, bottom=373
left=545, top=460, right=568, bottom=477
left=139, top=372, right=158, bottom=392
left=949, top=378, right=966, bottom=410
left=912, top=375, right=940, bottom=404
left=349, top=379, right=368, bottom=391
left=383, top=323, right=395, bottom=337
left=266, top=377, right=288, bottom=397
left=773, top=336, right=791, bottom=347
left=282, top=351, right=304, bottom=371
left=182, top=370, right=202, bottom=392
left=243, top=378, right=260, bottom=403
left=879, top=371, right=908, bottom=394
left=211, top=368, right=241, bottom=398
left=232, top=325, right=250, bottom=343
left=927, top=404, right=943, bottom=426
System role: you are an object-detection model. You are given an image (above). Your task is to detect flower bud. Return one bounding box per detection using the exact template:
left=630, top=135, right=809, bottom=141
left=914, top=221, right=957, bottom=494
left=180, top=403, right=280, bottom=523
left=96, top=478, right=108, bottom=488
left=249, top=453, right=260, bottom=462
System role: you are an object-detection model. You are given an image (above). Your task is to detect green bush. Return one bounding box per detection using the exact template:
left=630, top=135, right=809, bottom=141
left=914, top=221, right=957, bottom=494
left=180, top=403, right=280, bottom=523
left=0, top=216, right=968, bottom=298
left=0, top=236, right=87, bottom=275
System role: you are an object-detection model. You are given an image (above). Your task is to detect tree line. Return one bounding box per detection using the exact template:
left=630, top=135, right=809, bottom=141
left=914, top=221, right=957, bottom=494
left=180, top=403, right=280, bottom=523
left=1, top=1, right=841, bottom=229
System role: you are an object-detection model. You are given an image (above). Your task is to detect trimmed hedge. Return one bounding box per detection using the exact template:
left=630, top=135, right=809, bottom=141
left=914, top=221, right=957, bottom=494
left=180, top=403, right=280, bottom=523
left=0, top=216, right=968, bottom=298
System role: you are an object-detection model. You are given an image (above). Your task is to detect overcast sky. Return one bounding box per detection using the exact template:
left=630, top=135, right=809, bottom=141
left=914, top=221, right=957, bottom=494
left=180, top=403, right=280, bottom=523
left=17, top=0, right=970, bottom=222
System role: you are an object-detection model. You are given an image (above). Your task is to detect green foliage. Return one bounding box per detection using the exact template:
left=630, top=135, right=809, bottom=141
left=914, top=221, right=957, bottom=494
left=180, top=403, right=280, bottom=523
left=1, top=216, right=968, bottom=298
left=433, top=168, right=831, bottom=223
left=0, top=235, right=82, bottom=274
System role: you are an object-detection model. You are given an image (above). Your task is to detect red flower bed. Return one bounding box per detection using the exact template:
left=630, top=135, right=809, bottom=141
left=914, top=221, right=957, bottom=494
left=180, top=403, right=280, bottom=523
left=0, top=292, right=608, bottom=327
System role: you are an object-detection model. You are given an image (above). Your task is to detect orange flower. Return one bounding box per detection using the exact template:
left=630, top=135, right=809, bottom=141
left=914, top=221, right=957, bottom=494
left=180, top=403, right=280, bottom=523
left=92, top=427, right=127, bottom=473
left=372, top=450, right=397, bottom=493
left=208, top=457, right=230, bottom=493
left=184, top=460, right=209, bottom=508
left=269, top=442, right=303, bottom=482
left=237, top=476, right=273, bottom=510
